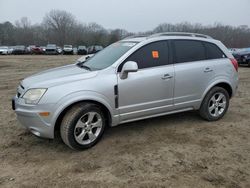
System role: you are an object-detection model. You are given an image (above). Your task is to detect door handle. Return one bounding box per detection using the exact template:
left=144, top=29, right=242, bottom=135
left=204, top=67, right=213, bottom=73
left=162, top=74, right=173, bottom=80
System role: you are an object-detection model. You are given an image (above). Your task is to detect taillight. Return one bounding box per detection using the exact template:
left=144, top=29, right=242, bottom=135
left=230, top=58, right=238, bottom=72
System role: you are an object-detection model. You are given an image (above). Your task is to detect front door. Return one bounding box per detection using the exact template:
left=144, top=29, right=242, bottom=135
left=117, top=40, right=174, bottom=122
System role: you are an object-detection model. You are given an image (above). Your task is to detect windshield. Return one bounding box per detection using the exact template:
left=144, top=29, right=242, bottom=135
left=64, top=45, right=72, bottom=48
left=15, top=46, right=25, bottom=49
left=47, top=44, right=56, bottom=48
left=79, top=42, right=137, bottom=70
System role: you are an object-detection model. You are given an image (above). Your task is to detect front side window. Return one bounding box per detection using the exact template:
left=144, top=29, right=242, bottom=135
left=123, top=41, right=169, bottom=70
left=173, top=40, right=206, bottom=63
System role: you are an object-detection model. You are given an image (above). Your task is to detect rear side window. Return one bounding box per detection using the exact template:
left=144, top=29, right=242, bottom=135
left=173, top=40, right=206, bottom=63
left=204, top=42, right=225, bottom=59
left=125, top=41, right=169, bottom=69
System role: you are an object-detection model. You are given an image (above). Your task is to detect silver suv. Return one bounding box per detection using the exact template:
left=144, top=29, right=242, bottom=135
left=12, top=33, right=238, bottom=150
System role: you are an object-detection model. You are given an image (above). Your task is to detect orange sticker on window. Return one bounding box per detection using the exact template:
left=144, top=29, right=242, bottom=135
left=152, top=51, right=159, bottom=58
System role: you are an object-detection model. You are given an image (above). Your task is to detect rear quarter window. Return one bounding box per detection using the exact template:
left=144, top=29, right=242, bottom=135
left=204, top=42, right=226, bottom=59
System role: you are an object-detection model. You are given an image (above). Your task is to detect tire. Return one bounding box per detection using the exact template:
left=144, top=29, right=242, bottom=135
left=199, top=87, right=229, bottom=121
left=60, top=103, right=106, bottom=150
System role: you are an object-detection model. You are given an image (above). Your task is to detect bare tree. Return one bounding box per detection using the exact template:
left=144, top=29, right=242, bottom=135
left=42, top=10, right=77, bottom=45
left=1, top=10, right=250, bottom=48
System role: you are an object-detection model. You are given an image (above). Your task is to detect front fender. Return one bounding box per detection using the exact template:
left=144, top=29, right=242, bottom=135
left=50, top=90, right=119, bottom=133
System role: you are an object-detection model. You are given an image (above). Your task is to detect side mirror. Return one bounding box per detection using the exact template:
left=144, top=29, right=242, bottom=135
left=120, top=61, right=138, bottom=79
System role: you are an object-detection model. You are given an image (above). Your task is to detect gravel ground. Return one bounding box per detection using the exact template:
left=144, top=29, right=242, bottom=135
left=0, top=55, right=249, bottom=188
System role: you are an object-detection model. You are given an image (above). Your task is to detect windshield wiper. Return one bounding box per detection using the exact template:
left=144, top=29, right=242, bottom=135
left=77, top=63, right=92, bottom=71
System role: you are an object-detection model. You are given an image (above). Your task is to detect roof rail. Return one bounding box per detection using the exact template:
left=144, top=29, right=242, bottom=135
left=149, top=32, right=212, bottom=39
left=123, top=34, right=148, bottom=39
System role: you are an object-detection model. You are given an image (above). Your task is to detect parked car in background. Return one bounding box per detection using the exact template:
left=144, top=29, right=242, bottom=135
left=27, top=45, right=36, bottom=54
left=73, top=47, right=78, bottom=55
left=63, top=45, right=73, bottom=55
left=31, top=46, right=44, bottom=55
left=232, top=48, right=250, bottom=66
left=41, top=46, right=46, bottom=53
left=57, top=46, right=63, bottom=54
left=87, top=45, right=103, bottom=54
left=12, top=45, right=27, bottom=55
left=0, top=46, right=11, bottom=55
left=77, top=46, right=87, bottom=55
left=8, top=46, right=14, bottom=54
left=12, top=32, right=238, bottom=150
left=45, top=44, right=58, bottom=55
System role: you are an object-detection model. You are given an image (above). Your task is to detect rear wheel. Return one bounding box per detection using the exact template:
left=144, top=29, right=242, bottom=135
left=199, top=87, right=229, bottom=121
left=60, top=103, right=106, bottom=150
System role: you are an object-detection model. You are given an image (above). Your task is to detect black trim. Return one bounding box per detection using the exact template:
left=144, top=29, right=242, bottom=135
left=169, top=40, right=175, bottom=64
left=114, top=85, right=119, bottom=108
left=114, top=85, right=118, bottom=95
left=12, top=98, right=15, bottom=110
left=115, top=96, right=119, bottom=109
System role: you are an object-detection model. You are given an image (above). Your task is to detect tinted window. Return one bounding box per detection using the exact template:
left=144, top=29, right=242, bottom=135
left=124, top=41, right=169, bottom=69
left=174, top=40, right=206, bottom=63
left=204, top=42, right=225, bottom=59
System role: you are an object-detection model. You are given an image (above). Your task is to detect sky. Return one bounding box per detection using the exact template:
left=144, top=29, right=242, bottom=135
left=0, top=0, right=249, bottom=32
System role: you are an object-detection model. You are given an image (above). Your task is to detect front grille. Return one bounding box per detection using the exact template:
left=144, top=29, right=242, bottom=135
left=46, top=49, right=56, bottom=52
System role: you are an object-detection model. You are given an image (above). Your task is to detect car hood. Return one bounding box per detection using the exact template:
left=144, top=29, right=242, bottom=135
left=22, top=64, right=98, bottom=89
left=46, top=47, right=56, bottom=50
left=0, top=49, right=8, bottom=52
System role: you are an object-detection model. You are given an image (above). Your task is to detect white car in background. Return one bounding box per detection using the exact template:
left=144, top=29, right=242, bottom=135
left=63, top=45, right=73, bottom=55
left=0, top=46, right=11, bottom=55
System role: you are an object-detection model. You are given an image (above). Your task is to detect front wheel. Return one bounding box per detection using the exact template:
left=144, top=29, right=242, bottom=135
left=60, top=103, right=106, bottom=150
left=199, top=87, right=229, bottom=121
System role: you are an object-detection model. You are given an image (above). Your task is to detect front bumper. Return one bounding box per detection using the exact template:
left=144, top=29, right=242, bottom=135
left=63, top=50, right=73, bottom=54
left=12, top=96, right=55, bottom=139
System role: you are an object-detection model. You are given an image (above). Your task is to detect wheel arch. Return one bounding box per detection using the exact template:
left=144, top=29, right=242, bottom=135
left=54, top=99, right=113, bottom=137
left=202, top=81, right=233, bottom=103
left=213, top=82, right=233, bottom=98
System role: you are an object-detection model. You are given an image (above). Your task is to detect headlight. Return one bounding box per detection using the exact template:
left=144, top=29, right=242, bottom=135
left=22, top=89, right=47, bottom=104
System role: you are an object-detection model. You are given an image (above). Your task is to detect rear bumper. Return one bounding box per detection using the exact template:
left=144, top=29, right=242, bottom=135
left=12, top=97, right=55, bottom=139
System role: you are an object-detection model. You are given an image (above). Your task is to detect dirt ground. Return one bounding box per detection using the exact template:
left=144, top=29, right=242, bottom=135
left=0, top=55, right=249, bottom=188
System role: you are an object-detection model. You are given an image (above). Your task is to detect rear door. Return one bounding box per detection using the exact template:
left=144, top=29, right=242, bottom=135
left=172, top=40, right=215, bottom=107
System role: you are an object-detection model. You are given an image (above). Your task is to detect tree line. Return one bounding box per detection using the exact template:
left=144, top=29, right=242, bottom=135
left=0, top=9, right=249, bottom=48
